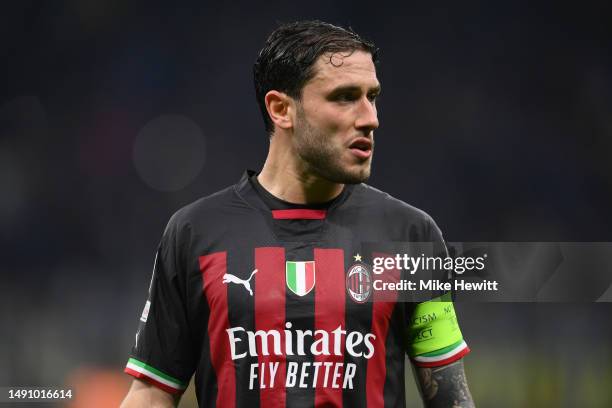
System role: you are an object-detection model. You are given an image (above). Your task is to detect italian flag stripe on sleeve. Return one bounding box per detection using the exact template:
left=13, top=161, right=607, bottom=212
left=125, top=358, right=187, bottom=394
left=411, top=339, right=470, bottom=367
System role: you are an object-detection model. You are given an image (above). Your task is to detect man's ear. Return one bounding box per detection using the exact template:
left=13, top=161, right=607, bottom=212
left=265, top=90, right=294, bottom=130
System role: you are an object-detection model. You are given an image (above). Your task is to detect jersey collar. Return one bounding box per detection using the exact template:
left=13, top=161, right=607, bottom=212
left=234, top=170, right=356, bottom=219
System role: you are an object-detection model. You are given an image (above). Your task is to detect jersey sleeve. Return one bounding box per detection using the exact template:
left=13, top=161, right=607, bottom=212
left=124, top=215, right=196, bottom=394
left=405, top=216, right=470, bottom=367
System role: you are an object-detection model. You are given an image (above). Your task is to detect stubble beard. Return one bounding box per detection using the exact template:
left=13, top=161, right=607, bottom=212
left=294, top=106, right=372, bottom=185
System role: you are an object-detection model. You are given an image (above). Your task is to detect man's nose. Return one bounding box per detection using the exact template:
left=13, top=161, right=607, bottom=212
left=355, top=97, right=379, bottom=134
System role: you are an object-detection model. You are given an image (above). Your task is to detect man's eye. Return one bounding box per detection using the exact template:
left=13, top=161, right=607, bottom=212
left=334, top=93, right=358, bottom=102
left=367, top=93, right=379, bottom=102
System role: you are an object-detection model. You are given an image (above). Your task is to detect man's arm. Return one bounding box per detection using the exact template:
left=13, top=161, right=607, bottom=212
left=412, top=360, right=475, bottom=408
left=120, top=379, right=179, bottom=408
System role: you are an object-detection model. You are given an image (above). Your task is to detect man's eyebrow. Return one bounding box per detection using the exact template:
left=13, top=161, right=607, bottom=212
left=328, top=84, right=382, bottom=94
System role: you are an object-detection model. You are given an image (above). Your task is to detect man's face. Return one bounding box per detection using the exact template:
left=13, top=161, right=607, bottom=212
left=292, top=50, right=380, bottom=184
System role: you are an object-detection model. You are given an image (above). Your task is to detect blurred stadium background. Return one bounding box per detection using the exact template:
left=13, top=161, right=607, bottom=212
left=1, top=1, right=612, bottom=407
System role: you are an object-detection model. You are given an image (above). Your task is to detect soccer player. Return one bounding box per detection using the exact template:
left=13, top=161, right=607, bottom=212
left=121, top=21, right=474, bottom=408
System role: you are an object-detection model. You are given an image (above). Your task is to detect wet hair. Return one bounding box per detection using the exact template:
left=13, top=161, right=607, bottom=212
left=253, top=20, right=379, bottom=134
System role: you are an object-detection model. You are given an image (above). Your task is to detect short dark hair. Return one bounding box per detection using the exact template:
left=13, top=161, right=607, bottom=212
left=253, top=20, right=379, bottom=134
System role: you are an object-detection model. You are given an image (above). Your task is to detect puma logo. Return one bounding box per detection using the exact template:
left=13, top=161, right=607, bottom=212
left=222, top=269, right=258, bottom=296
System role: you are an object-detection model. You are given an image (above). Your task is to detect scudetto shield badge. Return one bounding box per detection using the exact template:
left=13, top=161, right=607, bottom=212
left=286, top=261, right=316, bottom=296
left=346, top=263, right=372, bottom=303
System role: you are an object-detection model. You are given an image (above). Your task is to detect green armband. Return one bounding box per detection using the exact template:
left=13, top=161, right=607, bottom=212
left=407, top=292, right=469, bottom=366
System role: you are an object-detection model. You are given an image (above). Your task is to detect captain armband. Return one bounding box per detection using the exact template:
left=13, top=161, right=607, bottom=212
left=406, top=292, right=470, bottom=367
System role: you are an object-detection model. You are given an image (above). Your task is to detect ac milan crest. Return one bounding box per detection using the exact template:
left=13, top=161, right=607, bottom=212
left=346, top=263, right=372, bottom=303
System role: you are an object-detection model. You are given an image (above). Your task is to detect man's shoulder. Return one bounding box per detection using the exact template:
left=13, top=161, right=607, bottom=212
left=163, top=183, right=248, bottom=234
left=348, top=183, right=446, bottom=243
left=355, top=183, right=436, bottom=226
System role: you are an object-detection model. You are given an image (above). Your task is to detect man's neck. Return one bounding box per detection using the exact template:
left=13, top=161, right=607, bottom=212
left=257, top=155, right=344, bottom=205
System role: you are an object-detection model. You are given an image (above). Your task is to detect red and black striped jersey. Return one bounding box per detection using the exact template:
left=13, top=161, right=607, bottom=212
left=125, top=171, right=469, bottom=407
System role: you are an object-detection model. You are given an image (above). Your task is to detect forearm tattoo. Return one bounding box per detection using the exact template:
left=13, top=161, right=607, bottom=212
left=413, top=360, right=475, bottom=408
